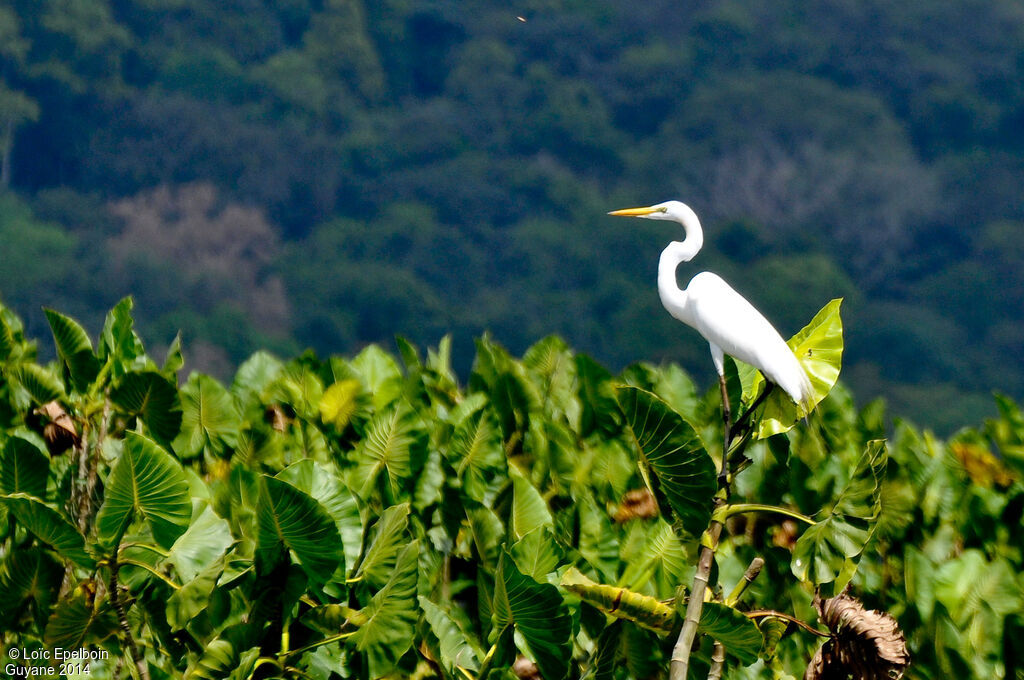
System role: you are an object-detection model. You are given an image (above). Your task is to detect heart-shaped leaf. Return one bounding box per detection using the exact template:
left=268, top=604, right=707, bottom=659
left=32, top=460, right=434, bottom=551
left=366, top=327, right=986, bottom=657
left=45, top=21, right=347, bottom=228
left=492, top=550, right=572, bottom=680
left=793, top=441, right=886, bottom=584
left=44, top=308, right=100, bottom=393
left=2, top=493, right=93, bottom=568
left=111, top=371, right=183, bottom=446
left=257, top=475, right=343, bottom=588
left=617, top=386, right=716, bottom=537
left=173, top=373, right=241, bottom=459
left=350, top=540, right=421, bottom=677
left=95, top=432, right=192, bottom=550
left=0, top=436, right=49, bottom=498
left=752, top=299, right=844, bottom=437
left=698, top=602, right=763, bottom=666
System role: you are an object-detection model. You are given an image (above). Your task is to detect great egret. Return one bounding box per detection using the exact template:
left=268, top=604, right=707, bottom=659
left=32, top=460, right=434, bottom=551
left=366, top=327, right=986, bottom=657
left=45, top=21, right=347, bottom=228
left=609, top=201, right=812, bottom=428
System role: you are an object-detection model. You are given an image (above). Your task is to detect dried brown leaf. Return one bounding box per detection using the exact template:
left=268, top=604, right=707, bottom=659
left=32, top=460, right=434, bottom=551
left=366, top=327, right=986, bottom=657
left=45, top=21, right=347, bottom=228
left=804, top=589, right=909, bottom=680
left=36, top=401, right=80, bottom=455
left=614, top=488, right=659, bottom=522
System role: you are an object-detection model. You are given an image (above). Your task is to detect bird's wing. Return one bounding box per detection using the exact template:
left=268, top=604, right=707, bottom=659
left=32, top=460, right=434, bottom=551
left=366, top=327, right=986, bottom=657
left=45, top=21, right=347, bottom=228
left=686, top=272, right=811, bottom=405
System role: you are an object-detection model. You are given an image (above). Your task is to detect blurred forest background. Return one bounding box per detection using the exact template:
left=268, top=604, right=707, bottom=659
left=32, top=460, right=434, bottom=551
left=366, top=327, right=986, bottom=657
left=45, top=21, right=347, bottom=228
left=1, top=0, right=1022, bottom=433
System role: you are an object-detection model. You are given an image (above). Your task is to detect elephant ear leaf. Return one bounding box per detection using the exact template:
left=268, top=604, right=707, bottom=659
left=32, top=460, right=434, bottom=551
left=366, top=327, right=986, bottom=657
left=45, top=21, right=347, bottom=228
left=111, top=371, right=183, bottom=446
left=492, top=550, right=573, bottom=680
left=256, top=476, right=343, bottom=588
left=95, top=432, right=192, bottom=550
left=44, top=308, right=100, bottom=393
left=753, top=298, right=844, bottom=437
left=617, top=386, right=716, bottom=537
left=350, top=541, right=421, bottom=678
left=793, top=441, right=886, bottom=587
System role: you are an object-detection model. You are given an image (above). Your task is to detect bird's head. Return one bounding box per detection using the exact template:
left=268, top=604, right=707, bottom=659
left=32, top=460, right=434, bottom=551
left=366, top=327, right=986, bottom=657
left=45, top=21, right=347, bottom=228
left=608, top=200, right=693, bottom=222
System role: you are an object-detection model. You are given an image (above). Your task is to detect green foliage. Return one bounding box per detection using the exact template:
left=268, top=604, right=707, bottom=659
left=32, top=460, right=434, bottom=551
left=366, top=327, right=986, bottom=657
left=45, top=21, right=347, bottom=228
left=0, top=300, right=1020, bottom=680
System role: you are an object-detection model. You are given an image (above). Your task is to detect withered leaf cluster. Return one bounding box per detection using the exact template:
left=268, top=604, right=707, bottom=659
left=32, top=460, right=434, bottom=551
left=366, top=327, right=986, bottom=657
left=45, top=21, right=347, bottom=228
left=805, top=589, right=909, bottom=680
left=36, top=401, right=80, bottom=455
left=614, top=488, right=659, bottom=522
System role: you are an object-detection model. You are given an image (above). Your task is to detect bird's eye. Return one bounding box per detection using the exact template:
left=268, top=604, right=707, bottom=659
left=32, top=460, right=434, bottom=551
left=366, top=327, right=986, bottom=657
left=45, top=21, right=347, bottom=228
left=658, top=207, right=668, bottom=213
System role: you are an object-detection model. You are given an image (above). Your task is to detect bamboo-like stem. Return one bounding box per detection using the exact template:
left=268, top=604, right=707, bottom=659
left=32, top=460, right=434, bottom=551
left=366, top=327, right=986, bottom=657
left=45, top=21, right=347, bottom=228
left=670, top=518, right=722, bottom=680
left=671, top=379, right=769, bottom=680
left=726, top=557, right=765, bottom=607
left=707, top=641, right=726, bottom=680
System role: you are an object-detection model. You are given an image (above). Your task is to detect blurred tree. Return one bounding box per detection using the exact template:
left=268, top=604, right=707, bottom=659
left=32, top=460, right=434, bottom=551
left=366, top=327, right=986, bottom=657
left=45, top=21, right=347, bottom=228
left=105, top=183, right=291, bottom=370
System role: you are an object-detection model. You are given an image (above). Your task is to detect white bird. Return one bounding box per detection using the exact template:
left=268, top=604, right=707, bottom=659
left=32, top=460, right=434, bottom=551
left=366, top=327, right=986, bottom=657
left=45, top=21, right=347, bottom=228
left=609, top=201, right=812, bottom=420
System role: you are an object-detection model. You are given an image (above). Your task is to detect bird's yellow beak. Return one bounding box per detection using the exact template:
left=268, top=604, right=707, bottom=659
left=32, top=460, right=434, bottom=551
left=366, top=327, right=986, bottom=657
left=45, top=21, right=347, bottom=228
left=608, top=206, right=662, bottom=217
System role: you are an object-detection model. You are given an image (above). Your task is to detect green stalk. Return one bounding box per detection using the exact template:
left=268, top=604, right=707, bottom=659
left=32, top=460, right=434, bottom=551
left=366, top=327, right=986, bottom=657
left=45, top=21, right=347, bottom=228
left=719, top=503, right=816, bottom=526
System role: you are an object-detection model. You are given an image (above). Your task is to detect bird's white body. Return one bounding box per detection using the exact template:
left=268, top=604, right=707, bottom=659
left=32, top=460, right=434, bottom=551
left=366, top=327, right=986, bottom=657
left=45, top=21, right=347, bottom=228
left=611, top=200, right=812, bottom=409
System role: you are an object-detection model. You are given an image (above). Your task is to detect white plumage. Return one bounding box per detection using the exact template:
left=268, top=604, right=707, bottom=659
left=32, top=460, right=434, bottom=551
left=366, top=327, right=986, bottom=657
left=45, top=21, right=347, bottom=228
left=609, top=200, right=812, bottom=409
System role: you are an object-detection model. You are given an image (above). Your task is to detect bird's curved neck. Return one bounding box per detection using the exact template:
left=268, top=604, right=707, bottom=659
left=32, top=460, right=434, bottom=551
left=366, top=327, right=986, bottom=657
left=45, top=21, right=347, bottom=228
left=657, top=212, right=704, bottom=321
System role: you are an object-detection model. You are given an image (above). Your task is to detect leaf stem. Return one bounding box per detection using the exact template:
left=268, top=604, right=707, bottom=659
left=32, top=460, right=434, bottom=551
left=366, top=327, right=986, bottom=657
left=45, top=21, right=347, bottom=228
left=283, top=630, right=358, bottom=661
left=718, top=503, right=816, bottom=526
left=744, top=610, right=831, bottom=637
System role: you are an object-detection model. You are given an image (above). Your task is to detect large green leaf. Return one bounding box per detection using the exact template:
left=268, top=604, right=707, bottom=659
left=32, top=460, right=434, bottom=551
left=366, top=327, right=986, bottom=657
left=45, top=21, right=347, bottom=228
left=523, top=335, right=578, bottom=423
left=0, top=436, right=49, bottom=498
left=577, top=353, right=622, bottom=437
left=618, top=519, right=690, bottom=597
left=95, top=432, right=192, bottom=550
left=419, top=596, right=483, bottom=674
left=257, top=475, right=343, bottom=587
left=492, top=550, right=573, bottom=680
left=11, top=363, right=65, bottom=404
left=111, top=371, right=183, bottom=446
left=277, top=460, right=363, bottom=572
left=350, top=540, right=421, bottom=678
left=617, top=386, right=716, bottom=537
left=166, top=557, right=222, bottom=632
left=184, top=624, right=259, bottom=680
left=510, top=465, right=553, bottom=541
left=753, top=299, right=844, bottom=437
left=351, top=405, right=423, bottom=501
left=350, top=343, right=404, bottom=409
left=0, top=547, right=62, bottom=626
left=173, top=373, right=241, bottom=458
left=44, top=308, right=100, bottom=393
left=351, top=502, right=410, bottom=589
left=447, top=405, right=504, bottom=502
left=510, top=527, right=562, bottom=581
left=43, top=591, right=118, bottom=650
left=98, top=296, right=148, bottom=378
left=471, top=336, right=540, bottom=441
left=2, top=493, right=93, bottom=568
left=697, top=602, right=763, bottom=666
left=792, top=441, right=886, bottom=584
left=166, top=502, right=233, bottom=582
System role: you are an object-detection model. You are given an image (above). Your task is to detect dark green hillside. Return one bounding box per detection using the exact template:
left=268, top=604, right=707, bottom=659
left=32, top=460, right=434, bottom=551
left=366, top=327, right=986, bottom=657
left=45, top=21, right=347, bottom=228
left=2, top=0, right=1023, bottom=430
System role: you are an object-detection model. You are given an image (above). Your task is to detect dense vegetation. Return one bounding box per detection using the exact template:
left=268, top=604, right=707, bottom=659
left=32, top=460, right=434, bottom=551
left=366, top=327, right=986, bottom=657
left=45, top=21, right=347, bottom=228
left=1, top=299, right=1022, bottom=679
left=1, top=1, right=1023, bottom=430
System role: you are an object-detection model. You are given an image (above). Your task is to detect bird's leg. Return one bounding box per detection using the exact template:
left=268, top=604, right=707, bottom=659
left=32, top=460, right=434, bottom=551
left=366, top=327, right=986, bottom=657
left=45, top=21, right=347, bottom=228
left=718, top=374, right=732, bottom=484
